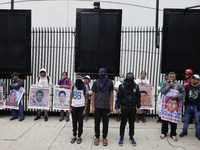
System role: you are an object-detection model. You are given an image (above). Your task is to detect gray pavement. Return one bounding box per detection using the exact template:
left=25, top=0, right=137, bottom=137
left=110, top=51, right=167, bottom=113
left=0, top=116, right=199, bottom=150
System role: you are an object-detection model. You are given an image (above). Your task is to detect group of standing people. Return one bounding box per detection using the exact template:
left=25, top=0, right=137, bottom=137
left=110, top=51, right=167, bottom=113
left=1, top=67, right=200, bottom=146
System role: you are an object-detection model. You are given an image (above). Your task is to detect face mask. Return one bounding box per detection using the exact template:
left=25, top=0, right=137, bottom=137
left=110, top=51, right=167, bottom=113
left=76, top=78, right=83, bottom=84
left=120, top=78, right=124, bottom=82
left=99, top=73, right=106, bottom=79
left=126, top=78, right=133, bottom=83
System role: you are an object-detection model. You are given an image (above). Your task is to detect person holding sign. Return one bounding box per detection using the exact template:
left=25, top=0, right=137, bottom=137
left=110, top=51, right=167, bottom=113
left=9, top=72, right=25, bottom=121
left=135, top=71, right=150, bottom=123
left=160, top=72, right=185, bottom=142
left=34, top=68, right=52, bottom=122
left=117, top=72, right=141, bottom=146
left=180, top=74, right=200, bottom=141
left=69, top=73, right=88, bottom=144
left=58, top=72, right=72, bottom=122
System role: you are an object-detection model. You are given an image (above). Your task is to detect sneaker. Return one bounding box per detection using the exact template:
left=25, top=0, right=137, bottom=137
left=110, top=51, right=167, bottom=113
left=129, top=137, right=136, bottom=146
left=66, top=117, right=69, bottom=122
left=180, top=131, right=187, bottom=137
left=19, top=118, right=25, bottom=121
left=59, top=118, right=64, bottom=122
left=85, top=117, right=88, bottom=122
left=34, top=116, right=41, bottom=121
left=10, top=117, right=18, bottom=121
left=118, top=137, right=124, bottom=146
left=45, top=116, right=48, bottom=122
left=196, top=134, right=200, bottom=141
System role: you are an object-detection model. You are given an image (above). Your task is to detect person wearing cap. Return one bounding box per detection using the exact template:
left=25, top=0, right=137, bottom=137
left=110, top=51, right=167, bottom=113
left=116, top=72, right=141, bottom=146
left=179, top=74, right=200, bottom=141
left=92, top=68, right=114, bottom=146
left=9, top=72, right=25, bottom=121
left=184, top=69, right=194, bottom=124
left=114, top=74, right=125, bottom=122
left=135, top=71, right=150, bottom=123
left=69, top=73, right=88, bottom=144
left=34, top=68, right=52, bottom=122
left=84, top=75, right=92, bottom=122
left=160, top=72, right=185, bottom=142
left=0, top=79, right=7, bottom=103
left=157, top=73, right=168, bottom=123
left=58, top=72, right=72, bottom=122
left=184, top=69, right=193, bottom=89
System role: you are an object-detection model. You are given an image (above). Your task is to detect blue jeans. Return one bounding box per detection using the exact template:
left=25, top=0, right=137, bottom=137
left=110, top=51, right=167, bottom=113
left=183, top=105, right=200, bottom=134
left=12, top=101, right=25, bottom=118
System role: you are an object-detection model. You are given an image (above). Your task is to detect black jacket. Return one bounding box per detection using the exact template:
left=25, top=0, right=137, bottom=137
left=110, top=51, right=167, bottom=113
left=185, top=84, right=200, bottom=112
left=117, top=82, right=141, bottom=109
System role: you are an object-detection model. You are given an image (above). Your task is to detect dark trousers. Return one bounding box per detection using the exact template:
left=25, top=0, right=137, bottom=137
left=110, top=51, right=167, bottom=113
left=94, top=108, right=110, bottom=139
left=120, top=107, right=136, bottom=137
left=12, top=101, right=25, bottom=118
left=71, top=106, right=84, bottom=137
left=161, top=120, right=177, bottom=137
left=60, top=110, right=69, bottom=118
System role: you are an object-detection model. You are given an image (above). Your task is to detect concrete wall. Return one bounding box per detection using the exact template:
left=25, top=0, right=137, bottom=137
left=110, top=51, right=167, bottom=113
left=0, top=0, right=200, bottom=27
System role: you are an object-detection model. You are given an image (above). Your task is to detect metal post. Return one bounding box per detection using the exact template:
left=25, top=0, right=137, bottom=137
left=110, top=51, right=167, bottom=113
left=155, top=0, right=159, bottom=48
left=11, top=0, right=14, bottom=10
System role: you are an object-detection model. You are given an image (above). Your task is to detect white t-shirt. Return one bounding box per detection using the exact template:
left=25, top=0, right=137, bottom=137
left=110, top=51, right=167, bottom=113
left=114, top=81, right=122, bottom=89
left=70, top=84, right=89, bottom=107
left=135, top=78, right=149, bottom=85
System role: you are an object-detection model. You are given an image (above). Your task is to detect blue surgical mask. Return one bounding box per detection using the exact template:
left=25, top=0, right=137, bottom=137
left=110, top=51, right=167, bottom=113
left=120, top=78, right=124, bottom=82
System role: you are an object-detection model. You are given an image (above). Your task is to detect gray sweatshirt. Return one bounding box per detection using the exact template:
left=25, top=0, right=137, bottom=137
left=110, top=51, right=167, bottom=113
left=0, top=80, right=7, bottom=98
left=161, top=80, right=185, bottom=101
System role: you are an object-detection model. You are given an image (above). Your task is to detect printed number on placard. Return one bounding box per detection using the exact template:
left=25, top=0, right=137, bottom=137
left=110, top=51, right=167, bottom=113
left=73, top=92, right=81, bottom=99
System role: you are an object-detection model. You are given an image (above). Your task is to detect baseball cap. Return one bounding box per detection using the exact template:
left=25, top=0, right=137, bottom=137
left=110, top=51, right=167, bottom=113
left=84, top=75, right=91, bottom=80
left=11, top=72, right=20, bottom=77
left=192, top=74, right=200, bottom=79
left=126, top=72, right=134, bottom=78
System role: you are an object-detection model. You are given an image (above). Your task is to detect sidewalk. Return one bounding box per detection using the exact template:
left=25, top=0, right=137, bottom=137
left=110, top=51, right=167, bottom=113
left=0, top=116, right=199, bottom=150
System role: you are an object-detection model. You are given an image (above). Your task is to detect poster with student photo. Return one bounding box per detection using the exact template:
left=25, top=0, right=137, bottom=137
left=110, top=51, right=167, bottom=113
left=0, top=86, right=4, bottom=109
left=28, top=85, right=50, bottom=110
left=161, top=89, right=182, bottom=123
left=53, top=85, right=70, bottom=110
left=139, top=85, right=154, bottom=110
left=5, top=87, right=24, bottom=110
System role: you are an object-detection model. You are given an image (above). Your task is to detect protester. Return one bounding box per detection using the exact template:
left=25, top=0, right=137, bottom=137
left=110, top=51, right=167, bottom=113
left=69, top=73, right=88, bottom=144
left=58, top=72, right=72, bottom=122
left=160, top=72, right=185, bottom=142
left=135, top=71, right=150, bottom=123
left=117, top=72, right=141, bottom=146
left=184, top=69, right=193, bottom=88
left=84, top=75, right=92, bottom=122
left=0, top=79, right=7, bottom=101
left=157, top=73, right=168, bottom=123
left=183, top=69, right=194, bottom=124
left=9, top=72, right=25, bottom=121
left=179, top=74, right=200, bottom=141
left=92, top=68, right=114, bottom=146
left=114, top=74, right=125, bottom=122
left=34, top=68, right=52, bottom=122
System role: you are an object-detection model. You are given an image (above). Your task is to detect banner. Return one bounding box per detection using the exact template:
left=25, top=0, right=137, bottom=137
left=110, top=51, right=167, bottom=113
left=139, top=84, right=154, bottom=110
left=28, top=85, right=50, bottom=110
left=161, top=89, right=182, bottom=123
left=53, top=85, right=70, bottom=110
left=0, top=86, right=4, bottom=109
left=5, top=87, right=24, bottom=110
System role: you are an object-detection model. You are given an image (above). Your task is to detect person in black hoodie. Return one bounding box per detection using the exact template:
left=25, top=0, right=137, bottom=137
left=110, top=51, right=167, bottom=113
left=180, top=74, right=200, bottom=140
left=117, top=72, right=141, bottom=146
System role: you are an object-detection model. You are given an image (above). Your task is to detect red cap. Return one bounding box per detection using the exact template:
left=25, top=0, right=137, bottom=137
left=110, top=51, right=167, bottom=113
left=185, top=69, right=193, bottom=75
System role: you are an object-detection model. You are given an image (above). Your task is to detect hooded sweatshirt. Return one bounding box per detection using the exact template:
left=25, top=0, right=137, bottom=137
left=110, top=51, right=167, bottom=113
left=36, top=68, right=52, bottom=86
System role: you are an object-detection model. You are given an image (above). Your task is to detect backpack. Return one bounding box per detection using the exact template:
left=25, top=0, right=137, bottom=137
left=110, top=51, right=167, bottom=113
left=38, top=76, right=50, bottom=84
